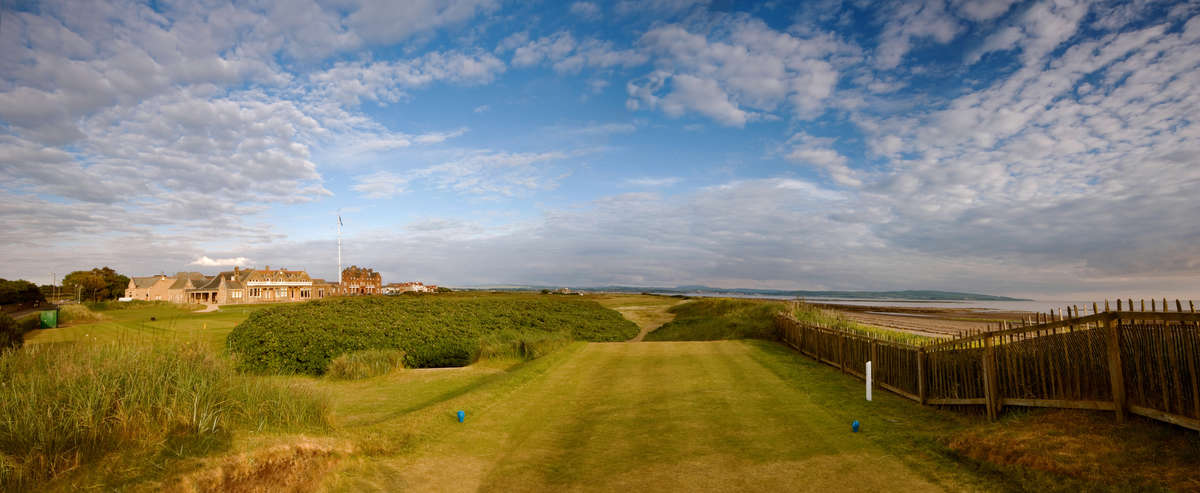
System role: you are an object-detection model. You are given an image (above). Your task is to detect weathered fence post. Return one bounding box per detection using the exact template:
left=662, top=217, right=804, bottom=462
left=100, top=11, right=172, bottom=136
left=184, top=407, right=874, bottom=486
left=917, top=347, right=927, bottom=405
left=839, top=333, right=846, bottom=373
left=1104, top=313, right=1127, bottom=423
left=982, top=335, right=999, bottom=421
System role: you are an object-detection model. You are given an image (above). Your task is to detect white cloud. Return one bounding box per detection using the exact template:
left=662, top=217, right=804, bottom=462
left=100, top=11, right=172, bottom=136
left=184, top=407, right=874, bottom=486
left=474, top=104, right=491, bottom=113
left=968, top=0, right=1090, bottom=65
left=873, top=0, right=964, bottom=70
left=628, top=16, right=857, bottom=125
left=569, top=2, right=602, bottom=19
left=854, top=12, right=1200, bottom=278
left=352, top=150, right=569, bottom=199
left=784, top=133, right=861, bottom=187
left=307, top=51, right=506, bottom=107
left=191, top=256, right=252, bottom=267
left=509, top=31, right=647, bottom=74
left=342, top=0, right=499, bottom=45
left=615, top=0, right=710, bottom=15
left=626, top=177, right=682, bottom=187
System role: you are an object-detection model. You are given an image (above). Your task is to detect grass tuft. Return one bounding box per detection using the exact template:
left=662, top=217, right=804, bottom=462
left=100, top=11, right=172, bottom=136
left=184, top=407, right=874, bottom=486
left=326, top=349, right=406, bottom=380
left=0, top=340, right=329, bottom=489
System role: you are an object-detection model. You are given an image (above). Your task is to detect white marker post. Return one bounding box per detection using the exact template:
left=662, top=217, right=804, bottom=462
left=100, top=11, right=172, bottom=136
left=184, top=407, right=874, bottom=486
left=865, top=361, right=873, bottom=401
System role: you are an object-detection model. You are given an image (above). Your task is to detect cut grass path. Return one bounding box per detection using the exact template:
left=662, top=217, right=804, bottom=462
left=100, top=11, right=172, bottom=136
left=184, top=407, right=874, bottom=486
left=325, top=340, right=989, bottom=491
left=588, top=294, right=684, bottom=342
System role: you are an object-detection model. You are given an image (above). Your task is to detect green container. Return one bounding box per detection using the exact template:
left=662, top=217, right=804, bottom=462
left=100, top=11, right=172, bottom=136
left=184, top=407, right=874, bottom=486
left=39, top=310, right=57, bottom=329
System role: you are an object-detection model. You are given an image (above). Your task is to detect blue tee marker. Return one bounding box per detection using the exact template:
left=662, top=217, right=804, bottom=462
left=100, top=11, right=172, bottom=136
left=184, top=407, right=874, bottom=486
left=851, top=420, right=860, bottom=432
left=457, top=410, right=465, bottom=423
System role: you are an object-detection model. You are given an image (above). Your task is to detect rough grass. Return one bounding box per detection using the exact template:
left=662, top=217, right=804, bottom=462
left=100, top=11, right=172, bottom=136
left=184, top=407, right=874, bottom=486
left=0, top=341, right=330, bottom=489
left=642, top=298, right=784, bottom=341
left=57, top=304, right=107, bottom=325
left=948, top=408, right=1200, bottom=491
left=326, top=349, right=406, bottom=380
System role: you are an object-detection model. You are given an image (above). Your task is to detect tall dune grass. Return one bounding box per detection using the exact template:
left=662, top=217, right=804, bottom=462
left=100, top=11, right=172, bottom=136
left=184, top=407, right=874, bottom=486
left=326, top=349, right=406, bottom=380
left=56, top=304, right=107, bottom=325
left=474, top=330, right=573, bottom=361
left=0, top=341, right=329, bottom=488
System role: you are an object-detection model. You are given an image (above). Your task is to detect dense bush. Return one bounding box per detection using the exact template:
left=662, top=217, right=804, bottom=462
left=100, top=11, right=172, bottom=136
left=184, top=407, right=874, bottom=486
left=0, top=341, right=329, bottom=488
left=227, top=294, right=638, bottom=375
left=644, top=298, right=784, bottom=341
left=326, top=349, right=406, bottom=380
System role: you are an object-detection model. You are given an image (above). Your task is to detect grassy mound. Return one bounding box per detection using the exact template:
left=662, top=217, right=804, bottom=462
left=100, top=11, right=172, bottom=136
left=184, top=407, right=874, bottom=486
left=643, top=298, right=784, bottom=341
left=0, top=341, right=329, bottom=489
left=227, top=294, right=638, bottom=375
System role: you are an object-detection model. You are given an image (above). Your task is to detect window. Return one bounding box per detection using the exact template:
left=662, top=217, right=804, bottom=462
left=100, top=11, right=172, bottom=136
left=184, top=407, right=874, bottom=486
left=249, top=288, right=260, bottom=297
left=277, top=287, right=287, bottom=298
left=231, top=290, right=242, bottom=299
left=300, top=289, right=310, bottom=298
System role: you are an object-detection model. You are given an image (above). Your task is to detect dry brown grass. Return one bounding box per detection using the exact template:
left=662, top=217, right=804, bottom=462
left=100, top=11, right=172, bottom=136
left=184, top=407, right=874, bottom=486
left=949, top=409, right=1200, bottom=491
left=160, top=438, right=351, bottom=493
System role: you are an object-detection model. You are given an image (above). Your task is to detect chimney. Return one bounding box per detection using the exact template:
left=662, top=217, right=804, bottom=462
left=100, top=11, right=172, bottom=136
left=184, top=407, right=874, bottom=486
left=265, top=265, right=269, bottom=271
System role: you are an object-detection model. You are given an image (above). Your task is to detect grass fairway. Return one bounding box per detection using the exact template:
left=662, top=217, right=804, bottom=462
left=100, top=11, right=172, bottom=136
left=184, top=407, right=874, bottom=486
left=324, top=340, right=986, bottom=492
left=588, top=294, right=684, bottom=341
left=23, top=304, right=262, bottom=350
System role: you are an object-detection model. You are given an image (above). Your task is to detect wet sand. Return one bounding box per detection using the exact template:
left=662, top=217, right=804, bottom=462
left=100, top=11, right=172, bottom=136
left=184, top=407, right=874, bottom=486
left=807, top=302, right=1036, bottom=339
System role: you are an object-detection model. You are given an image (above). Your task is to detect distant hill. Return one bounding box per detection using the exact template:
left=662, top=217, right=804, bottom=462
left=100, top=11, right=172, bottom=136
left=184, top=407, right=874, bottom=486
left=464, top=285, right=1029, bottom=301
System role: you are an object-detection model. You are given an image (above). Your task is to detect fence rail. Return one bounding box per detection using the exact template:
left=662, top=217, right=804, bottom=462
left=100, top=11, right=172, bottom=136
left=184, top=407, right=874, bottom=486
left=776, top=309, right=1200, bottom=431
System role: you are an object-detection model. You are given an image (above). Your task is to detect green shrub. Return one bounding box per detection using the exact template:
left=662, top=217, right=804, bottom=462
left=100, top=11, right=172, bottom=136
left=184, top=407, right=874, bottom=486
left=227, top=294, right=638, bottom=375
left=0, top=341, right=329, bottom=488
left=326, top=349, right=406, bottom=380
left=644, top=298, right=785, bottom=341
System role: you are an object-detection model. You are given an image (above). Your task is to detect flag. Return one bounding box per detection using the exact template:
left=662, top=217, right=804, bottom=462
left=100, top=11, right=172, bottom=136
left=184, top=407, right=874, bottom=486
left=338, top=215, right=343, bottom=227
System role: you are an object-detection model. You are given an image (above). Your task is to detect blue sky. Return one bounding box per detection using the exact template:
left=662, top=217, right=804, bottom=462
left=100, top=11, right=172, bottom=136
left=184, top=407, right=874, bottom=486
left=2, top=0, right=1199, bottom=298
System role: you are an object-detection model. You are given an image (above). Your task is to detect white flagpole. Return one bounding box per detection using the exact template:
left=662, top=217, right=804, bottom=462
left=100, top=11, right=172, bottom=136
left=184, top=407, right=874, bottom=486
left=337, top=213, right=343, bottom=288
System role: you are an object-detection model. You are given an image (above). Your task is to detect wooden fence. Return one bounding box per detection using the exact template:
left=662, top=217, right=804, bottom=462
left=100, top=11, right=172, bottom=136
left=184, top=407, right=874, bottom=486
left=776, top=308, right=1200, bottom=431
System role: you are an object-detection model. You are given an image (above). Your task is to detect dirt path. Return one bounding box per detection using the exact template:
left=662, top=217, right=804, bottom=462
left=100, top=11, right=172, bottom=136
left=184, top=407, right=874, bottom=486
left=612, top=301, right=683, bottom=342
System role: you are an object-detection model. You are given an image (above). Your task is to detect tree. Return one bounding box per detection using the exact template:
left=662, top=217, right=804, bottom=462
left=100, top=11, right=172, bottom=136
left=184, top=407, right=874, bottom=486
left=62, top=267, right=127, bottom=302
left=0, top=279, right=45, bottom=306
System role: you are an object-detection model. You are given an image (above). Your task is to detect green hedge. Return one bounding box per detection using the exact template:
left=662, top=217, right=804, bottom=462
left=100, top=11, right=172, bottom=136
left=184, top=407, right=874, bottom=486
left=227, top=294, right=638, bottom=375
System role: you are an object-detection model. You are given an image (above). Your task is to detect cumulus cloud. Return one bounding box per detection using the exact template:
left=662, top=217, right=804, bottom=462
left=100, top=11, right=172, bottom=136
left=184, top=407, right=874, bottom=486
left=508, top=31, right=647, bottom=74
left=628, top=15, right=857, bottom=125
left=854, top=11, right=1200, bottom=279
left=191, top=256, right=252, bottom=267
left=873, top=0, right=964, bottom=69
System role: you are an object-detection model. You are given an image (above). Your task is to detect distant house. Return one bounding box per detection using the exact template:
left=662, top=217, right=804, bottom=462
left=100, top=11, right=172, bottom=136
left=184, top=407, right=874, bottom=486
left=382, top=281, right=435, bottom=294
left=125, top=272, right=208, bottom=302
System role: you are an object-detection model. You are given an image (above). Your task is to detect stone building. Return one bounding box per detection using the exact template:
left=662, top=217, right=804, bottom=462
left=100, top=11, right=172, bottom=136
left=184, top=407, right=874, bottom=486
left=185, top=266, right=333, bottom=305
left=340, top=265, right=381, bottom=295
